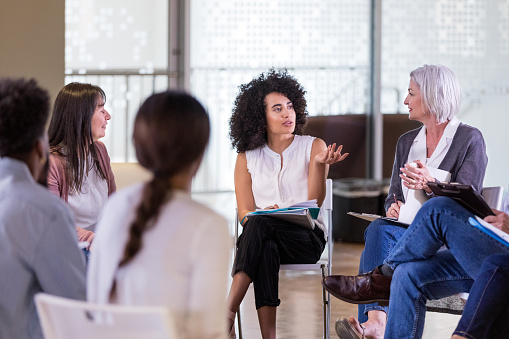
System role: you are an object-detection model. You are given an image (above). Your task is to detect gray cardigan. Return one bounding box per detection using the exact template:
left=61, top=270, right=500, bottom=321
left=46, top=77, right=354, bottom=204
left=385, top=123, right=488, bottom=211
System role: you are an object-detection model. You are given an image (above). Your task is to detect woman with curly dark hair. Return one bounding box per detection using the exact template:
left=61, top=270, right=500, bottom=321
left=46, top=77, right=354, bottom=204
left=226, top=69, right=349, bottom=338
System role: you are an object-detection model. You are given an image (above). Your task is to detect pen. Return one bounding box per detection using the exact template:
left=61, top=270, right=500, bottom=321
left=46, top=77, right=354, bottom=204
left=393, top=193, right=397, bottom=205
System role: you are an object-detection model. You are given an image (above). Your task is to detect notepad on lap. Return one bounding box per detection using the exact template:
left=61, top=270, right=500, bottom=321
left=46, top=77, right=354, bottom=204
left=468, top=216, right=509, bottom=247
left=249, top=200, right=319, bottom=229
left=398, top=167, right=451, bottom=224
left=347, top=212, right=409, bottom=226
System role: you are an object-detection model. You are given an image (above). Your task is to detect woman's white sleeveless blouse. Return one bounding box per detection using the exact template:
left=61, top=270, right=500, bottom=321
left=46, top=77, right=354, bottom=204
left=246, top=135, right=315, bottom=209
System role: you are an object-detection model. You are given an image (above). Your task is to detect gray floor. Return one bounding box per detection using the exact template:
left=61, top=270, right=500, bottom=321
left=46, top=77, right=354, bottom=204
left=193, top=191, right=460, bottom=339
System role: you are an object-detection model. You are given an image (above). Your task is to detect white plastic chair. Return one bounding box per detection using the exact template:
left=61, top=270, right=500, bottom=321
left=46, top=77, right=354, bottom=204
left=481, top=186, right=504, bottom=210
left=234, top=178, right=333, bottom=339
left=35, top=293, right=176, bottom=339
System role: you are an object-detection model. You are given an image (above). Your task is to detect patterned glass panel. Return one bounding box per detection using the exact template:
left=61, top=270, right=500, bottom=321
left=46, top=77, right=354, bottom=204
left=190, top=0, right=371, bottom=191
left=381, top=0, right=509, bottom=187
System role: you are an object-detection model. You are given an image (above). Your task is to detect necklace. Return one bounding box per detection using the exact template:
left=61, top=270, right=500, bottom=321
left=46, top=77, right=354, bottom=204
left=426, top=145, right=436, bottom=151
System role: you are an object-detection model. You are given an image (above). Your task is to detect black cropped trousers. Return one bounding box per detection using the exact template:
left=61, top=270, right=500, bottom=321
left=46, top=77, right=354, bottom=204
left=232, top=215, right=326, bottom=309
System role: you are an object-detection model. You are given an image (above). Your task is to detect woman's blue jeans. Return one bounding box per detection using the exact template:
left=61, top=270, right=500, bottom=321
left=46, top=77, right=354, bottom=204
left=383, top=197, right=509, bottom=339
left=453, top=254, right=509, bottom=339
left=358, top=218, right=407, bottom=322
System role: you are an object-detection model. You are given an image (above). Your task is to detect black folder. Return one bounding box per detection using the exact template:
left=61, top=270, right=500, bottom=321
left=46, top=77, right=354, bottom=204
left=427, top=182, right=495, bottom=218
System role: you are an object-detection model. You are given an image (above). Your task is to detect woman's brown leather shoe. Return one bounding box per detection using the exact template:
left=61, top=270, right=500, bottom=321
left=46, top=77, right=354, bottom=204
left=322, top=267, right=391, bottom=306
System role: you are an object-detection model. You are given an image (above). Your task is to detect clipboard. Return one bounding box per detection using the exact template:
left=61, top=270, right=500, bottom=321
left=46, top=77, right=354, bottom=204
left=427, top=182, right=495, bottom=218
left=347, top=212, right=410, bottom=227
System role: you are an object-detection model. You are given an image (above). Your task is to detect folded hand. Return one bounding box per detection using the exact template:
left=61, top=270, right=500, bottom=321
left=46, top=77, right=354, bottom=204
left=400, top=160, right=434, bottom=193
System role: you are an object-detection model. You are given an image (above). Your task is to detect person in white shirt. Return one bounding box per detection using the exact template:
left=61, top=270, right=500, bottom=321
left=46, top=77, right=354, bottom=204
left=226, top=69, right=349, bottom=338
left=87, top=91, right=230, bottom=339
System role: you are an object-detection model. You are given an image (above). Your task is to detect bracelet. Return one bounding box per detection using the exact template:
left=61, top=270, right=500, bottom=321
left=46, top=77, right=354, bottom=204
left=240, top=215, right=248, bottom=225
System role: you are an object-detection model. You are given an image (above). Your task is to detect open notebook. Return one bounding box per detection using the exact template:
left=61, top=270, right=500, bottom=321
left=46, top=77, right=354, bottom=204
left=349, top=166, right=451, bottom=226
left=248, top=200, right=320, bottom=230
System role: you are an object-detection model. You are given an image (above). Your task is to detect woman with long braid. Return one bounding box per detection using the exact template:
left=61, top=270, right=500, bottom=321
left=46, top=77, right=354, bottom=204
left=87, top=91, right=230, bottom=339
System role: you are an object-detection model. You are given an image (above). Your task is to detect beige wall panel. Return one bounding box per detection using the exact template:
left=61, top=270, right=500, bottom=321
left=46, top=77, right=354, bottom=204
left=0, top=0, right=64, bottom=103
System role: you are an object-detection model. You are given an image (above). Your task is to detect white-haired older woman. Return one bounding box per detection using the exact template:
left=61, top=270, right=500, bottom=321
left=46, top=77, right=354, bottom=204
left=333, top=64, right=488, bottom=339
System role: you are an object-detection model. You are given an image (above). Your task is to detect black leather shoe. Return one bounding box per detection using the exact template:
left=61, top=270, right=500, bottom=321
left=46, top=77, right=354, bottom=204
left=322, top=267, right=391, bottom=306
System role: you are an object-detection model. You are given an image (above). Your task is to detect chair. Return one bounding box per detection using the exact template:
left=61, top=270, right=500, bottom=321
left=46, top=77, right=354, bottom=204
left=234, top=178, right=333, bottom=339
left=35, top=293, right=176, bottom=339
left=110, top=162, right=152, bottom=190
left=425, top=186, right=504, bottom=314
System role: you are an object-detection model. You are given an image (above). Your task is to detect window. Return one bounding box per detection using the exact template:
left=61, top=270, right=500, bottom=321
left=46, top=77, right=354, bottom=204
left=380, top=0, right=509, bottom=186
left=65, top=0, right=170, bottom=163
left=190, top=0, right=371, bottom=191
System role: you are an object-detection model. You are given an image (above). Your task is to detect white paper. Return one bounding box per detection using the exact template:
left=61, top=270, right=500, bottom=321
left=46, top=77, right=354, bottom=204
left=398, top=167, right=451, bottom=224
left=255, top=199, right=318, bottom=212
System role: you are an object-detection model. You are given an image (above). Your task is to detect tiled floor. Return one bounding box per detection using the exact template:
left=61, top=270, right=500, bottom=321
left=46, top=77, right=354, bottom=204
left=193, top=191, right=460, bottom=339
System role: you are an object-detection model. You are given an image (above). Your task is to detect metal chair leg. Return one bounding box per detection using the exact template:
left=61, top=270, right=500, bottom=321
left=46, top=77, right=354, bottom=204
left=237, top=308, right=243, bottom=339
left=321, top=264, right=330, bottom=339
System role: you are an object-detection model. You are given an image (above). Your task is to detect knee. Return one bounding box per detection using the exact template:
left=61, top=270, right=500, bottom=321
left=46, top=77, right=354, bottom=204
left=364, top=219, right=389, bottom=241
left=262, top=239, right=278, bottom=256
left=364, top=220, right=403, bottom=247
left=391, top=262, right=421, bottom=294
left=421, top=196, right=459, bottom=214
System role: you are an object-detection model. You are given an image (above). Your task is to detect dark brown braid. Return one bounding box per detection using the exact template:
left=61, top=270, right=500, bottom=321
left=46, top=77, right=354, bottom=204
left=119, top=176, right=172, bottom=267
left=109, top=91, right=209, bottom=299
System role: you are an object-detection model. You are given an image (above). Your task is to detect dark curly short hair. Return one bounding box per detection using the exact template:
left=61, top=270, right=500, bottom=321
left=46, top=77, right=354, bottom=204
left=229, top=69, right=308, bottom=153
left=0, top=78, right=49, bottom=157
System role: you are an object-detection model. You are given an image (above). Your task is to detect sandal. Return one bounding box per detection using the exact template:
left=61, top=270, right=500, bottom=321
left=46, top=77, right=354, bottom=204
left=335, top=317, right=365, bottom=339
left=227, top=310, right=236, bottom=339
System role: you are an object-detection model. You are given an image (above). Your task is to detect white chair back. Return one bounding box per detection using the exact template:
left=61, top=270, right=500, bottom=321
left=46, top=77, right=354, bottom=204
left=35, top=293, right=176, bottom=339
left=110, top=162, right=152, bottom=190
left=482, top=186, right=504, bottom=210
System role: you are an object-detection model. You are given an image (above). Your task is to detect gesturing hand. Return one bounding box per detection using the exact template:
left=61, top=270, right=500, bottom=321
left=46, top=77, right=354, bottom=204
left=315, top=143, right=349, bottom=165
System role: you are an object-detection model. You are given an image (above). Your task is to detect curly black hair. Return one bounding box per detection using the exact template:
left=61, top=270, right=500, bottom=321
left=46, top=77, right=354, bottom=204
left=229, top=69, right=308, bottom=153
left=0, top=78, right=49, bottom=157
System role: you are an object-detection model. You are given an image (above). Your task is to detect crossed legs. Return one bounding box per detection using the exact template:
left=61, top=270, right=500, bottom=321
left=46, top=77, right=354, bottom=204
left=227, top=216, right=324, bottom=338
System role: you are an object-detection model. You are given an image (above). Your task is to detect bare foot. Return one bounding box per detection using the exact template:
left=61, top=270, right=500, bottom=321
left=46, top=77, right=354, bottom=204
left=348, top=316, right=385, bottom=339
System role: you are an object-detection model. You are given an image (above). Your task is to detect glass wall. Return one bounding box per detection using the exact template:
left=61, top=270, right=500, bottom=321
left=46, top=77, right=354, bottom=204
left=65, top=0, right=168, bottom=71
left=65, top=0, right=509, bottom=189
left=65, top=0, right=170, bottom=163
left=380, top=0, right=509, bottom=187
left=190, top=0, right=371, bottom=191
